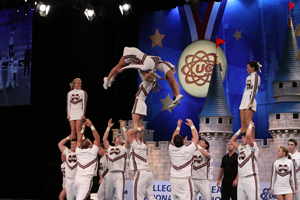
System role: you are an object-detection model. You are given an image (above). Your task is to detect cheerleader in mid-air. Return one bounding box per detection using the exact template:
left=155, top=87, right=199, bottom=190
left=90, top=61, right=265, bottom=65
left=270, top=146, right=298, bottom=200
left=239, top=60, right=261, bottom=136
left=103, top=47, right=183, bottom=108
left=67, top=78, right=87, bottom=140
left=118, top=62, right=158, bottom=129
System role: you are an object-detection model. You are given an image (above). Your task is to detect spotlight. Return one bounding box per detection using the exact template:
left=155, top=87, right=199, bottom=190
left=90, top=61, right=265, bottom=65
left=84, top=5, right=95, bottom=21
left=119, top=3, right=131, bottom=16
left=16, top=7, right=20, bottom=12
left=36, top=2, right=50, bottom=17
left=25, top=5, right=28, bottom=15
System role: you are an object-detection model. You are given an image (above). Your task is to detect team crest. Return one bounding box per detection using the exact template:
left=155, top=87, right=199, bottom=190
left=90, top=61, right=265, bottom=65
left=177, top=40, right=227, bottom=97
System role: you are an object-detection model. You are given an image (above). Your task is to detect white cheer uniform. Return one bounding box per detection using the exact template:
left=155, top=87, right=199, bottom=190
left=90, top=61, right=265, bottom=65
left=192, top=149, right=212, bottom=200
left=156, top=61, right=176, bottom=76
left=73, top=145, right=99, bottom=200
left=63, top=148, right=78, bottom=200
left=290, top=151, right=300, bottom=200
left=106, top=145, right=129, bottom=200
left=67, top=89, right=87, bottom=120
left=122, top=47, right=157, bottom=73
left=169, top=142, right=197, bottom=200
left=239, top=72, right=261, bottom=112
left=97, top=154, right=109, bottom=200
left=271, top=157, right=296, bottom=195
left=129, top=139, right=155, bottom=200
left=61, top=162, right=66, bottom=188
left=121, top=65, right=154, bottom=116
left=237, top=142, right=260, bottom=200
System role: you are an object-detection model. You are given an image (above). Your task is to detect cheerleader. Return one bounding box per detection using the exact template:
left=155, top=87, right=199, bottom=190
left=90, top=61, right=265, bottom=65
left=270, top=146, right=298, bottom=200
left=59, top=153, right=66, bottom=200
left=239, top=60, right=261, bottom=136
left=5, top=52, right=14, bottom=89
left=118, top=64, right=158, bottom=129
left=67, top=78, right=87, bottom=140
left=103, top=47, right=157, bottom=90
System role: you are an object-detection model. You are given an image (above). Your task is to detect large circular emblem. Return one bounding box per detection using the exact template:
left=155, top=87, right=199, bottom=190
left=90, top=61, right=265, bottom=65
left=177, top=40, right=227, bottom=98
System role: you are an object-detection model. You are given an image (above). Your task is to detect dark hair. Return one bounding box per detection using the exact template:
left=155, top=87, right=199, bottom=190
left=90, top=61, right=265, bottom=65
left=288, top=139, right=297, bottom=146
left=241, top=132, right=246, bottom=137
left=247, top=60, right=259, bottom=71
left=81, top=139, right=90, bottom=149
left=71, top=139, right=77, bottom=142
left=174, top=135, right=183, bottom=147
left=100, top=143, right=105, bottom=149
left=279, top=146, right=289, bottom=157
left=200, top=139, right=210, bottom=150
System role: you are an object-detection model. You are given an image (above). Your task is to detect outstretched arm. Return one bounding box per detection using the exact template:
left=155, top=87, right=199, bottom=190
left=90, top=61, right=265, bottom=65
left=77, top=122, right=86, bottom=147
left=58, top=135, right=71, bottom=153
left=103, top=118, right=114, bottom=150
left=186, top=119, right=199, bottom=146
left=230, top=128, right=241, bottom=150
left=198, top=147, right=211, bottom=158
left=171, top=119, right=182, bottom=143
left=85, top=119, right=100, bottom=148
left=246, top=122, right=255, bottom=147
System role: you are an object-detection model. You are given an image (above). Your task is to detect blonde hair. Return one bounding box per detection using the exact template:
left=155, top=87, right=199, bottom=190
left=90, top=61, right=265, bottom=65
left=70, top=78, right=81, bottom=90
left=145, top=73, right=160, bottom=92
left=279, top=146, right=289, bottom=157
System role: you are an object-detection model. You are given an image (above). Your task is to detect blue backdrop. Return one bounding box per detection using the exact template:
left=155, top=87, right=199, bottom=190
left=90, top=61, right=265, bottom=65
left=137, top=0, right=300, bottom=142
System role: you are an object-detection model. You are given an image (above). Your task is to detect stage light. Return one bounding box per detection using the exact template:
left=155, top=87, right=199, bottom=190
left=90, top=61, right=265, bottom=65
left=16, top=7, right=20, bottom=12
left=84, top=5, right=95, bottom=21
left=36, top=2, right=50, bottom=17
left=119, top=3, right=131, bottom=16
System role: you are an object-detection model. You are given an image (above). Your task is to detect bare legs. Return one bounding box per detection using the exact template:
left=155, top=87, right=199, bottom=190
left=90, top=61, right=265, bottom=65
left=107, top=57, right=128, bottom=82
left=276, top=194, right=293, bottom=200
left=240, top=109, right=255, bottom=139
left=69, top=119, right=83, bottom=140
left=166, top=70, right=180, bottom=97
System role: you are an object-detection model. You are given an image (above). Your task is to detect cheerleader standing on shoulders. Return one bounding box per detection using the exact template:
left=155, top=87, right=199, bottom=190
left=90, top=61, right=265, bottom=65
left=67, top=78, right=87, bottom=140
left=239, top=60, right=261, bottom=137
left=270, top=146, right=298, bottom=200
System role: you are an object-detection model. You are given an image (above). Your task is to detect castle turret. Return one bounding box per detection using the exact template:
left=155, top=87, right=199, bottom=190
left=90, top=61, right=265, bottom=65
left=198, top=55, right=233, bottom=181
left=269, top=18, right=300, bottom=140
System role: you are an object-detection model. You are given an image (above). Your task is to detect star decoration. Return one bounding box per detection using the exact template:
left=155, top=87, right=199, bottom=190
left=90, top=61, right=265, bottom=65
left=160, top=93, right=173, bottom=113
left=149, top=29, right=165, bottom=48
left=233, top=30, right=242, bottom=41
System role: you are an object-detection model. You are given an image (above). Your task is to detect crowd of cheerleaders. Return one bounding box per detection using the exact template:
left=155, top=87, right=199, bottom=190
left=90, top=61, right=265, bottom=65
left=60, top=47, right=296, bottom=200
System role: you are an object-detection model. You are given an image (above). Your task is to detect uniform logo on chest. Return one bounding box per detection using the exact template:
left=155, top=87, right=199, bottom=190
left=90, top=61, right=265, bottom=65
left=70, top=94, right=82, bottom=104
left=278, top=164, right=289, bottom=172
left=68, top=155, right=77, bottom=163
left=193, top=155, right=203, bottom=163
left=110, top=148, right=120, bottom=155
left=239, top=151, right=246, bottom=160
left=246, top=79, right=253, bottom=90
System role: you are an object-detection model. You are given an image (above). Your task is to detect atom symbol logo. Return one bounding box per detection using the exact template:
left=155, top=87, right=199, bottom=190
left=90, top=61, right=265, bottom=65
left=177, top=40, right=227, bottom=97
left=181, top=51, right=216, bottom=86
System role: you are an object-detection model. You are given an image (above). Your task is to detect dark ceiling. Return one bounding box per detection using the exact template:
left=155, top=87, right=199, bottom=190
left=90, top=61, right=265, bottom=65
left=0, top=0, right=221, bottom=17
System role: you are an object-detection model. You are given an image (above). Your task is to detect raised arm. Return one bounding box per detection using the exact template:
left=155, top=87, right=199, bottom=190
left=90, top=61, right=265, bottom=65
left=171, top=119, right=182, bottom=143
left=185, top=119, right=199, bottom=146
left=103, top=118, right=114, bottom=150
left=246, top=121, right=255, bottom=147
left=85, top=119, right=100, bottom=148
left=230, top=129, right=241, bottom=150
left=198, top=147, right=211, bottom=159
left=58, top=135, right=71, bottom=153
left=77, top=122, right=86, bottom=147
